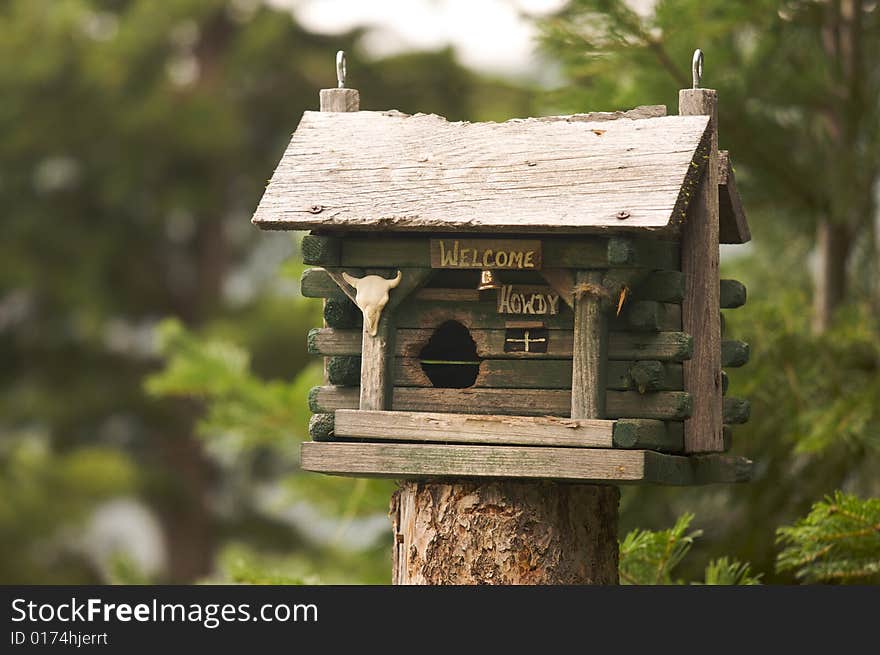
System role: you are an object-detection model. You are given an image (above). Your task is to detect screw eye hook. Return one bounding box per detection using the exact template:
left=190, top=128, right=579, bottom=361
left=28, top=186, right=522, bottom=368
left=692, top=49, right=703, bottom=89
left=336, top=50, right=346, bottom=89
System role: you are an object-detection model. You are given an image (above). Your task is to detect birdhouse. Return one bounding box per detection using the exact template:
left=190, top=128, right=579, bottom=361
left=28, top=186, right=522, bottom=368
left=252, top=55, right=753, bottom=486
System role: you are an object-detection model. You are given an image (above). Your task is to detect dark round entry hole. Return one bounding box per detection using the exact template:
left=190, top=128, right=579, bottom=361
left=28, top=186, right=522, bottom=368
left=418, top=321, right=480, bottom=388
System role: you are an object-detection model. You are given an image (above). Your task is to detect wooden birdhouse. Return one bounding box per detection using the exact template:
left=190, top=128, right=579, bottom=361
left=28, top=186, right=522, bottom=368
left=252, top=54, right=753, bottom=489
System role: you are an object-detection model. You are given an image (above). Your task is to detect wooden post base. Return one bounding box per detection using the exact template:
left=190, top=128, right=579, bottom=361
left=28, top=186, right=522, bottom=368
left=391, top=480, right=619, bottom=585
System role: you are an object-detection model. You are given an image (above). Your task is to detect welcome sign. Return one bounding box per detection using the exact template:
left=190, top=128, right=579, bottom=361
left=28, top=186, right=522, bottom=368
left=429, top=238, right=542, bottom=270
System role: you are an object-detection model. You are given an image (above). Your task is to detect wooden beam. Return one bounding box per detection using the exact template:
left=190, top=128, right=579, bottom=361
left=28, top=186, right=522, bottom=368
left=718, top=151, right=751, bottom=244
left=359, top=312, right=393, bottom=410
left=310, top=385, right=691, bottom=420
left=327, top=355, right=682, bottom=391
left=300, top=441, right=751, bottom=485
left=298, top=235, right=678, bottom=270
left=679, top=87, right=724, bottom=452
left=571, top=271, right=608, bottom=419
left=540, top=268, right=575, bottom=309
left=334, top=409, right=614, bottom=447
left=309, top=327, right=694, bottom=362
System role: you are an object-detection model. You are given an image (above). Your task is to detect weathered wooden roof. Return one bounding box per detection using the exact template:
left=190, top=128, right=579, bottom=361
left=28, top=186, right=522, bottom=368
left=252, top=109, right=721, bottom=236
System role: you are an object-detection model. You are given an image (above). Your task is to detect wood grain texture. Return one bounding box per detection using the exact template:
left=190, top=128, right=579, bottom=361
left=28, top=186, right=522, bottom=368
left=391, top=480, right=620, bottom=584
left=319, top=88, right=359, bottom=112
left=359, top=314, right=393, bottom=410
left=326, top=355, right=682, bottom=391
left=394, top=299, right=574, bottom=330
left=309, top=327, right=694, bottom=362
left=334, top=409, right=614, bottom=447
left=309, top=385, right=691, bottom=420
left=571, top=271, right=608, bottom=419
left=385, top=357, right=680, bottom=391
left=679, top=88, right=724, bottom=453
left=718, top=150, right=751, bottom=244
left=253, top=111, right=711, bottom=233
left=301, top=441, right=750, bottom=484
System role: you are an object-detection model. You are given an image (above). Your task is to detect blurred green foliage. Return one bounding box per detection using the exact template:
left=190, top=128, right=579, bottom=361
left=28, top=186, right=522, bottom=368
left=619, top=514, right=761, bottom=585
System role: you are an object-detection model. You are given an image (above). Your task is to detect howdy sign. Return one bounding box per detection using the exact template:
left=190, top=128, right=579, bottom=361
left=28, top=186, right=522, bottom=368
left=497, top=285, right=560, bottom=316
left=430, top=238, right=542, bottom=270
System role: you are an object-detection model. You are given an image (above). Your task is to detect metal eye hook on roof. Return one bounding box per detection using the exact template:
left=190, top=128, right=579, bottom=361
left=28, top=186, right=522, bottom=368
left=336, top=50, right=346, bottom=89
left=692, top=48, right=703, bottom=89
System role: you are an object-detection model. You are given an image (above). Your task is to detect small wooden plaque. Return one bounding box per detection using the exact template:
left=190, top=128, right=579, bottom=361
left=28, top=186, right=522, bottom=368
left=504, top=327, right=549, bottom=354
left=497, top=285, right=560, bottom=316
left=430, top=238, right=542, bottom=270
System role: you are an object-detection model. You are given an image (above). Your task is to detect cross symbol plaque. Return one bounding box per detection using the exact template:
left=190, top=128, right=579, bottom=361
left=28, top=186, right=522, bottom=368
left=503, top=327, right=549, bottom=354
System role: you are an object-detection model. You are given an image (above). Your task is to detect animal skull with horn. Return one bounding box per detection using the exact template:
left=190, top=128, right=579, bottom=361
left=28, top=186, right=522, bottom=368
left=341, top=271, right=403, bottom=336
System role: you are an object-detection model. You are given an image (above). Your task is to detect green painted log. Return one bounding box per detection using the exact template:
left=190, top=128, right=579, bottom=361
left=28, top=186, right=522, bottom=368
left=309, top=327, right=695, bottom=362
left=723, top=397, right=751, bottom=424
left=308, top=413, right=335, bottom=441
left=608, top=331, right=692, bottom=362
left=723, top=425, right=732, bottom=451
left=323, top=297, right=361, bottom=328
left=308, top=386, right=692, bottom=420
left=612, top=419, right=684, bottom=452
left=327, top=355, right=361, bottom=386
left=721, top=340, right=750, bottom=367
left=607, top=237, right=679, bottom=270
left=628, top=360, right=665, bottom=393
left=611, top=301, right=681, bottom=331
left=301, top=267, right=345, bottom=298
left=720, top=279, right=747, bottom=308
left=301, top=235, right=341, bottom=266
left=635, top=271, right=685, bottom=303
left=691, top=454, right=752, bottom=483
left=721, top=370, right=729, bottom=395
left=326, top=355, right=682, bottom=391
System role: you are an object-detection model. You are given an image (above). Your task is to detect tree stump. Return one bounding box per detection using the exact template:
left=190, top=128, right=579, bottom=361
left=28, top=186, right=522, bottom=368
left=390, top=480, right=619, bottom=585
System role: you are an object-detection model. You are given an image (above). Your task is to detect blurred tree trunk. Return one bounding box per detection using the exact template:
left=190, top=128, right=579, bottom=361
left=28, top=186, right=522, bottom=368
left=812, top=220, right=851, bottom=333
left=391, top=481, right=619, bottom=585
left=813, top=0, right=862, bottom=334
left=156, top=422, right=217, bottom=582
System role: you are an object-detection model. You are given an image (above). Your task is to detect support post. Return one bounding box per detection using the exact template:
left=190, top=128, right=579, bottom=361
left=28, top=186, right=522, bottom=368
left=318, top=77, right=359, bottom=388
left=679, top=86, right=723, bottom=452
left=360, top=313, right=393, bottom=411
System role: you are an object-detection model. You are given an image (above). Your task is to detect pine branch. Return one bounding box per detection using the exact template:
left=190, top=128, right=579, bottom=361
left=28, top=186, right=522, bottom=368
left=776, top=491, right=880, bottom=583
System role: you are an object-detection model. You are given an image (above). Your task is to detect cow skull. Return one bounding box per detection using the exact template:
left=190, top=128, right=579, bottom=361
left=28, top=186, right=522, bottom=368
left=341, top=271, right=403, bottom=337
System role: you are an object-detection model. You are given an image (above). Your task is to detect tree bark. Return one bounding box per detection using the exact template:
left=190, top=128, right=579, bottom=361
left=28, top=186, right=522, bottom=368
left=390, top=480, right=619, bottom=585
left=812, top=219, right=851, bottom=334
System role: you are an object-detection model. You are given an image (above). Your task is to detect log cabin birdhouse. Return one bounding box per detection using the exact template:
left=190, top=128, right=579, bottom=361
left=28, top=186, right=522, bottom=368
left=252, top=52, right=753, bottom=487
